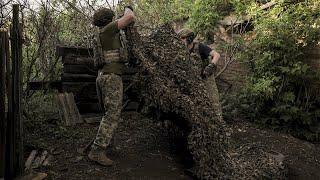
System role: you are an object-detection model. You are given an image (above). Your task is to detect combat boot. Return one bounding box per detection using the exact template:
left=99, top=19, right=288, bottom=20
left=88, top=145, right=113, bottom=166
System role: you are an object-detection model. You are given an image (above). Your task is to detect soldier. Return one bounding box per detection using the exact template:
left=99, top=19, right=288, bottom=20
left=178, top=28, right=223, bottom=121
left=88, top=6, right=135, bottom=166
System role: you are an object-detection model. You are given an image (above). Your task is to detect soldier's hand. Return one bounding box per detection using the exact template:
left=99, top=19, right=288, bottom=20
left=202, top=63, right=216, bottom=79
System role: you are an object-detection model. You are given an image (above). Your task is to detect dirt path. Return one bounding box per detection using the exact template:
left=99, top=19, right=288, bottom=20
left=24, top=112, right=320, bottom=179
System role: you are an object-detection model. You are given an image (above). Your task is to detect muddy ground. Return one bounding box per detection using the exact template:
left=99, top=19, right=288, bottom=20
left=24, top=111, right=320, bottom=180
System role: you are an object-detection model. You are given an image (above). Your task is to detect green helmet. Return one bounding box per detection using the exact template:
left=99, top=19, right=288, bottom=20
left=177, top=28, right=194, bottom=38
left=92, top=8, right=115, bottom=27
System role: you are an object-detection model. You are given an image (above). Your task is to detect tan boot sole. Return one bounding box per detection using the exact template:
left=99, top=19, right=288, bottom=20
left=88, top=152, right=113, bottom=166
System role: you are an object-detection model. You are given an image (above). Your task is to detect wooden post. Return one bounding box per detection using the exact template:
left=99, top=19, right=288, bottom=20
left=13, top=4, right=23, bottom=176
left=5, top=28, right=11, bottom=100
left=6, top=4, right=24, bottom=179
left=0, top=29, right=7, bottom=179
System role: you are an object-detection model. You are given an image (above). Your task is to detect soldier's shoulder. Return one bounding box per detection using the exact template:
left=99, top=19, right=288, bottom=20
left=100, top=21, right=119, bottom=34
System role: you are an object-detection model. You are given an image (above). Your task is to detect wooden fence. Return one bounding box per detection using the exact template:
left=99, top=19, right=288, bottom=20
left=0, top=4, right=24, bottom=179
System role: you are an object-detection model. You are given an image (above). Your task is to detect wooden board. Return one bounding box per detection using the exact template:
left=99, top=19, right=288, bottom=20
left=55, top=93, right=83, bottom=126
left=63, top=56, right=94, bottom=67
left=63, top=64, right=97, bottom=75
left=62, top=73, right=97, bottom=82
left=56, top=45, right=93, bottom=58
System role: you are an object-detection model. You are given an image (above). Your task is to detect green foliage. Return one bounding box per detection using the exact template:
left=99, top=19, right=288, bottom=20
left=187, top=0, right=231, bottom=34
left=134, top=0, right=193, bottom=27
left=135, top=0, right=230, bottom=35
left=237, top=0, right=320, bottom=141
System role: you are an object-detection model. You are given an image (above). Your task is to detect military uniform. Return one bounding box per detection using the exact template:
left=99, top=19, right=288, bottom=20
left=190, top=42, right=223, bottom=121
left=93, top=20, right=127, bottom=149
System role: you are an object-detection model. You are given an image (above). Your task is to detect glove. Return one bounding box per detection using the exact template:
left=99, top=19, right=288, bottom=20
left=124, top=5, right=134, bottom=11
left=202, top=63, right=216, bottom=79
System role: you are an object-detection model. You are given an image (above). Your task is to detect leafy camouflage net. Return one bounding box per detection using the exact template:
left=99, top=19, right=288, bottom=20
left=230, top=143, right=287, bottom=179
left=128, top=24, right=231, bottom=179
left=127, top=24, right=287, bottom=179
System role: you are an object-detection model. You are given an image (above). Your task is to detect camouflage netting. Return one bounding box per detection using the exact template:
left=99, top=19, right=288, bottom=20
left=230, top=143, right=287, bottom=179
left=127, top=24, right=287, bottom=179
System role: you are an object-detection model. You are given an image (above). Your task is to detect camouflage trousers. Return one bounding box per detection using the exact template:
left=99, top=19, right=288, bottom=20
left=205, top=75, right=223, bottom=121
left=93, top=73, right=123, bottom=149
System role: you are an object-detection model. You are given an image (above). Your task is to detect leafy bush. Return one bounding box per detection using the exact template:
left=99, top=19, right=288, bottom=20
left=237, top=1, right=320, bottom=141
left=187, top=0, right=231, bottom=34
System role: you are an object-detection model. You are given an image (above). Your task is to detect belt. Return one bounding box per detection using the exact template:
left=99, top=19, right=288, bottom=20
left=103, top=49, right=128, bottom=63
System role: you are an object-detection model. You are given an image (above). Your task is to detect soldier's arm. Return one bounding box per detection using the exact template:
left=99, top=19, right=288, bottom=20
left=117, top=7, right=135, bottom=29
left=93, top=35, right=105, bottom=69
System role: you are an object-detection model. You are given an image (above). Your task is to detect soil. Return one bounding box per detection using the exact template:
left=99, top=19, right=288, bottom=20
left=24, top=112, right=192, bottom=180
left=229, top=120, right=320, bottom=180
left=24, top=111, right=320, bottom=180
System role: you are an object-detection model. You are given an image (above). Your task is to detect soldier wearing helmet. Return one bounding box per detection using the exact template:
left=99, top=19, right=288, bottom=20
left=178, top=28, right=223, bottom=121
left=88, top=6, right=135, bottom=166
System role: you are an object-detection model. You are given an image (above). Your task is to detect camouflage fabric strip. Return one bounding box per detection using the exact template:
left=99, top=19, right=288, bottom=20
left=205, top=75, right=223, bottom=121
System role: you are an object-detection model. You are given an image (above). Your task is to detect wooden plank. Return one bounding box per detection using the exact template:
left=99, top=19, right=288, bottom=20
left=63, top=64, right=97, bottom=75
left=65, top=93, right=83, bottom=124
left=62, top=73, right=97, bottom=82
left=24, top=150, right=37, bottom=171
left=56, top=93, right=83, bottom=126
left=0, top=29, right=7, bottom=178
left=56, top=93, right=71, bottom=126
left=56, top=45, right=93, bottom=58
left=5, top=27, right=14, bottom=179
left=63, top=56, right=94, bottom=66
left=5, top=29, right=10, bottom=98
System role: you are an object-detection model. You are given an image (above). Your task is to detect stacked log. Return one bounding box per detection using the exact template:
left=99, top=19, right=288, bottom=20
left=56, top=45, right=140, bottom=114
left=56, top=46, right=101, bottom=113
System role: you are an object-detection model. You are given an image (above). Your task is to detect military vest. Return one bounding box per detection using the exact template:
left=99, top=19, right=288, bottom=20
left=93, top=22, right=128, bottom=75
left=189, top=42, right=210, bottom=70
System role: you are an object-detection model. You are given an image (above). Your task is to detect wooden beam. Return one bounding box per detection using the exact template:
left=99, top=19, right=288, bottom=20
left=61, top=73, right=97, bottom=82
left=6, top=4, right=23, bottom=179
left=63, top=64, right=97, bottom=75
left=63, top=56, right=94, bottom=67
left=0, top=28, right=7, bottom=179
left=56, top=45, right=93, bottom=58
